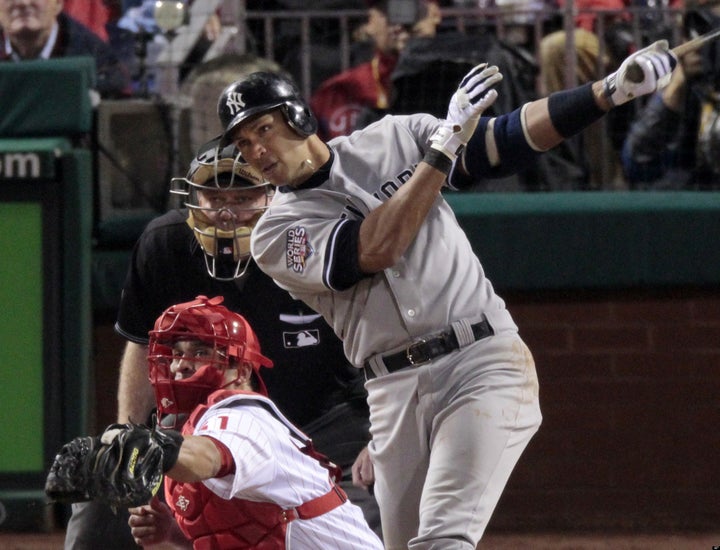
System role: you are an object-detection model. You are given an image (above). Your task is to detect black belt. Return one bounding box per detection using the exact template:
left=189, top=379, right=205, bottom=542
left=364, top=317, right=494, bottom=380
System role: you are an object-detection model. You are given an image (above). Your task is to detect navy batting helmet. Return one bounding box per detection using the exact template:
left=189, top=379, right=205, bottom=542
left=218, top=72, right=318, bottom=142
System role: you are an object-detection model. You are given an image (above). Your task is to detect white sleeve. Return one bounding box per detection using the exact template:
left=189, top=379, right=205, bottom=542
left=193, top=407, right=276, bottom=499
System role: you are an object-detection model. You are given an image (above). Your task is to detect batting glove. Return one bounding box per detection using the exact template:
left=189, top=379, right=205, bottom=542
left=603, top=40, right=678, bottom=107
left=429, top=63, right=503, bottom=162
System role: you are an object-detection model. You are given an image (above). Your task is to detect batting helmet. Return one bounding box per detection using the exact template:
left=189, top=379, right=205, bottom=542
left=148, top=295, right=274, bottom=426
left=218, top=71, right=318, bottom=142
left=170, top=138, right=273, bottom=281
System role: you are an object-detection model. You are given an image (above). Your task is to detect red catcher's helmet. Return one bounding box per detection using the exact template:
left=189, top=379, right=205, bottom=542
left=148, top=295, right=273, bottom=425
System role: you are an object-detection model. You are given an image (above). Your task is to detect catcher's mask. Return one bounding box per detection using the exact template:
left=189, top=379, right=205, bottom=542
left=218, top=71, right=318, bottom=144
left=148, top=295, right=274, bottom=427
left=170, top=138, right=273, bottom=281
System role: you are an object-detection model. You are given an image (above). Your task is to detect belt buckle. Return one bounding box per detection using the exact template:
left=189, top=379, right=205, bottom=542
left=406, top=338, right=430, bottom=367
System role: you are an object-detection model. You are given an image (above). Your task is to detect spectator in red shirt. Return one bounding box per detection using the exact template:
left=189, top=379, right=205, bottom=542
left=63, top=0, right=111, bottom=41
left=309, top=0, right=419, bottom=140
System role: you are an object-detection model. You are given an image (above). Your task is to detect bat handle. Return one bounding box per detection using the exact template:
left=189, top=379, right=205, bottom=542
left=622, top=28, right=720, bottom=85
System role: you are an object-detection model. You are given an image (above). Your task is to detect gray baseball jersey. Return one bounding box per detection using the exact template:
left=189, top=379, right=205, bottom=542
left=251, top=113, right=517, bottom=368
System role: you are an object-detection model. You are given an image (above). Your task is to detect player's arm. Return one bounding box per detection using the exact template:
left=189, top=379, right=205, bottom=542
left=45, top=425, right=233, bottom=509
left=453, top=40, right=677, bottom=183
left=357, top=162, right=448, bottom=272
left=117, top=341, right=155, bottom=424
left=165, top=434, right=234, bottom=483
left=357, top=65, right=503, bottom=273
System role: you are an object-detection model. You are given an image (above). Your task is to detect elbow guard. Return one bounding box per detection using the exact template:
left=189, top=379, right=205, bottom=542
left=462, top=109, right=539, bottom=179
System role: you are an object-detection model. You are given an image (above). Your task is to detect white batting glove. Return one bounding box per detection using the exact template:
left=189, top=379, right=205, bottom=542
left=603, top=40, right=678, bottom=107
left=429, top=63, right=503, bottom=162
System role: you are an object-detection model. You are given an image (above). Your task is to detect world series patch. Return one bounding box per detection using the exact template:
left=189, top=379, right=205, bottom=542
left=286, top=226, right=314, bottom=273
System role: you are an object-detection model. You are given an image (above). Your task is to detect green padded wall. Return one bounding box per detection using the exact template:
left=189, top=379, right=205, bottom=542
left=0, top=138, right=92, bottom=531
left=0, top=57, right=95, bottom=137
left=445, top=191, right=720, bottom=290
left=0, top=203, right=44, bottom=472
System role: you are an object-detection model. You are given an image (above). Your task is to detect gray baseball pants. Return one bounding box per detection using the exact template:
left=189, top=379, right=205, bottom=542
left=366, top=332, right=542, bottom=549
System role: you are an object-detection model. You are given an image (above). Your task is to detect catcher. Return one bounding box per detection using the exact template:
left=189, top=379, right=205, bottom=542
left=45, top=295, right=383, bottom=549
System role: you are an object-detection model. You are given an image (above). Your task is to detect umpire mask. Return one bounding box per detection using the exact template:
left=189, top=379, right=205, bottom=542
left=171, top=138, right=273, bottom=281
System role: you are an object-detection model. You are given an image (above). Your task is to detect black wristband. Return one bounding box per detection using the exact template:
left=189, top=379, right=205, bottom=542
left=154, top=428, right=184, bottom=472
left=548, top=83, right=607, bottom=138
left=602, top=73, right=618, bottom=106
left=422, top=148, right=453, bottom=175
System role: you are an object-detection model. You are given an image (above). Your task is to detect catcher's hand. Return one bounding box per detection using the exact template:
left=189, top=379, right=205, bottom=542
left=45, top=422, right=183, bottom=509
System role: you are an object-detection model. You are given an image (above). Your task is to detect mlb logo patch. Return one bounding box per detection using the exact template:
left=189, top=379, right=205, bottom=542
left=283, top=330, right=320, bottom=348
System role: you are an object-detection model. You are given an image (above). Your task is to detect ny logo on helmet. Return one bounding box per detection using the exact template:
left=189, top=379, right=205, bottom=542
left=225, top=92, right=246, bottom=116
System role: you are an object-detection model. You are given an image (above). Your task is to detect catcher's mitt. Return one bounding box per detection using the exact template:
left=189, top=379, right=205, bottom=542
left=45, top=422, right=183, bottom=509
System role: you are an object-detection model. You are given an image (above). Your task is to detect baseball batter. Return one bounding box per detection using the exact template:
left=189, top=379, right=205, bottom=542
left=217, top=43, right=677, bottom=549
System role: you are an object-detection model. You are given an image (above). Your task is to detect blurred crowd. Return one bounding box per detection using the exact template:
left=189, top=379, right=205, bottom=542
left=1, top=0, right=719, bottom=191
